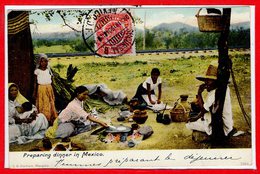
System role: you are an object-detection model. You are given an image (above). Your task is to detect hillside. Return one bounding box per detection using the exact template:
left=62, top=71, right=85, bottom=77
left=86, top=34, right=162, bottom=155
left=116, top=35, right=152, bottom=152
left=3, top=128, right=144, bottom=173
left=31, top=21, right=250, bottom=40
left=152, top=22, right=198, bottom=33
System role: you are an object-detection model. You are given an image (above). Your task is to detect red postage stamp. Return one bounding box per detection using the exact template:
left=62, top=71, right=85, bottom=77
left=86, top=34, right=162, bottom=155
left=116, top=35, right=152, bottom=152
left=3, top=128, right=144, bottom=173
left=94, top=13, right=135, bottom=57
left=82, top=8, right=135, bottom=57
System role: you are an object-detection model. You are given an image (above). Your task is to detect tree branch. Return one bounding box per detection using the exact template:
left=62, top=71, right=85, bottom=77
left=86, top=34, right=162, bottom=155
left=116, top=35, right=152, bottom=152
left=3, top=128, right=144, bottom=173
left=57, top=10, right=81, bottom=33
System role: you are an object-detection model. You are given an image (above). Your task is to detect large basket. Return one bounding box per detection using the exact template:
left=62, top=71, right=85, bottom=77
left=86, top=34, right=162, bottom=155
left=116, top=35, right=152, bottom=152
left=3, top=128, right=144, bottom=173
left=196, top=8, right=225, bottom=32
left=170, top=104, right=189, bottom=122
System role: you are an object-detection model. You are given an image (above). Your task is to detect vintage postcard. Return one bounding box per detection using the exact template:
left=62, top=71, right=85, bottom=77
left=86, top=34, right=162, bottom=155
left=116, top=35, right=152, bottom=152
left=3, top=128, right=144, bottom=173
left=5, top=5, right=255, bottom=169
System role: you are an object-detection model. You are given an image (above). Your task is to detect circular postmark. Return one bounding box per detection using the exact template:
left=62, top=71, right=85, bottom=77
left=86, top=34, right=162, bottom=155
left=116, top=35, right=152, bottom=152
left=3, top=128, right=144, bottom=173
left=82, top=8, right=135, bottom=57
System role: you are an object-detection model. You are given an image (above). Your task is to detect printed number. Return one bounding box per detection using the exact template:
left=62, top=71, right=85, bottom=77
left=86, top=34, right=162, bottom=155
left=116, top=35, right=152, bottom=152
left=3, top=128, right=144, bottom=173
left=241, top=162, right=251, bottom=166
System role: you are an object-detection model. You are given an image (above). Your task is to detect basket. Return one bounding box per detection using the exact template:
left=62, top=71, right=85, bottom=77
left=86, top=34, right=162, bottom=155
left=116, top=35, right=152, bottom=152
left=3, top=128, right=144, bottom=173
left=196, top=8, right=225, bottom=32
left=170, top=104, right=189, bottom=122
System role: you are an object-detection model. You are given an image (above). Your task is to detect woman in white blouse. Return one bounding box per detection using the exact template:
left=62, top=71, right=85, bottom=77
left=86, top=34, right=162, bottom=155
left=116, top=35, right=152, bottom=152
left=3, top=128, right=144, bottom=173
left=132, top=68, right=162, bottom=106
left=45, top=86, right=108, bottom=139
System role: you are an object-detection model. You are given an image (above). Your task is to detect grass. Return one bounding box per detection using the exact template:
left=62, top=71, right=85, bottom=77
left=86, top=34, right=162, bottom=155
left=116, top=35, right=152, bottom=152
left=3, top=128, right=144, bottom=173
left=10, top=49, right=252, bottom=151
left=34, top=45, right=73, bottom=53
left=50, top=50, right=251, bottom=107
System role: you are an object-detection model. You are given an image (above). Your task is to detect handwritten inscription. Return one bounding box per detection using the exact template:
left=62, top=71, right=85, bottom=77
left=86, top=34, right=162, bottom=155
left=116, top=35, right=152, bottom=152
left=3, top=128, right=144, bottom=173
left=19, top=151, right=244, bottom=168
left=184, top=153, right=241, bottom=164
left=103, top=156, right=161, bottom=167
left=55, top=159, right=102, bottom=167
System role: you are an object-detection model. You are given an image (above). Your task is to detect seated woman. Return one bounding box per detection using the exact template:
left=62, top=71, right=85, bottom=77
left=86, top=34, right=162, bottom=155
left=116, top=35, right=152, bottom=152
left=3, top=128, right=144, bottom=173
left=8, top=83, right=49, bottom=144
left=131, top=68, right=169, bottom=111
left=45, top=86, right=108, bottom=139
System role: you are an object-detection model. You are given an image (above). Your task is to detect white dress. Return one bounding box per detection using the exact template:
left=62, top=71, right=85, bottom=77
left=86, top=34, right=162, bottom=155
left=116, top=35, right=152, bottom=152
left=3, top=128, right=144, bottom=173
left=9, top=100, right=49, bottom=144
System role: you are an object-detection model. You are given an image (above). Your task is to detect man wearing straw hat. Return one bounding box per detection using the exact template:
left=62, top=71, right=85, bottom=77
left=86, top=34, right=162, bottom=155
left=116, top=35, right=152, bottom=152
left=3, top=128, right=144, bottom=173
left=186, top=62, right=234, bottom=139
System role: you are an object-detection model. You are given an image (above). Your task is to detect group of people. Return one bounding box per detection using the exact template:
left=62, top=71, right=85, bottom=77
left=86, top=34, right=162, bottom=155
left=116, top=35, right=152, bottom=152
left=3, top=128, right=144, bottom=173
left=8, top=53, right=235, bottom=145
left=8, top=54, right=109, bottom=143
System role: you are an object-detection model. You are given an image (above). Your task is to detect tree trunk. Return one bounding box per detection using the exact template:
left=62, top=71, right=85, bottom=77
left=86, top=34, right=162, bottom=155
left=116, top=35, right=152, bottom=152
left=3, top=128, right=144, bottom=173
left=211, top=8, right=232, bottom=144
left=8, top=11, right=35, bottom=100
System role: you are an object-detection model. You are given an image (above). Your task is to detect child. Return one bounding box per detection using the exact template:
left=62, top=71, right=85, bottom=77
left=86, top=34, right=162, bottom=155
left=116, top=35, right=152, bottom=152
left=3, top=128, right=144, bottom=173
left=9, top=101, right=49, bottom=144
left=15, top=101, right=48, bottom=126
left=33, top=53, right=58, bottom=125
left=132, top=68, right=162, bottom=106
left=14, top=102, right=37, bottom=122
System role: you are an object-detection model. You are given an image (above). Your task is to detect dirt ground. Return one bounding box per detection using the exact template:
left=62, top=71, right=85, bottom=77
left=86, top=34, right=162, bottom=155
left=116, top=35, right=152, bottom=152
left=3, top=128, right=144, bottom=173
left=9, top=108, right=252, bottom=152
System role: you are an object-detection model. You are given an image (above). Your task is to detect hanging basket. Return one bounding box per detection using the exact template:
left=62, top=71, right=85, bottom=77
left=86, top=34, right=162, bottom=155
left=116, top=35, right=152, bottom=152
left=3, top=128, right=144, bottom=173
left=196, top=8, right=225, bottom=32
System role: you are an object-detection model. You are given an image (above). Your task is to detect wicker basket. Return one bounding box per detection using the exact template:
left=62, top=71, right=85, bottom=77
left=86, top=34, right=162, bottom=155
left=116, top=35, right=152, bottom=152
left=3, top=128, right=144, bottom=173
left=170, top=104, right=189, bottom=122
left=196, top=8, right=225, bottom=32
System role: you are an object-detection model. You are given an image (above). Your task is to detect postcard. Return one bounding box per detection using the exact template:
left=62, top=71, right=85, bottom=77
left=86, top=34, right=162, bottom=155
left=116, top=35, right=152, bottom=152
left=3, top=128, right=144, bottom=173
left=5, top=5, right=255, bottom=169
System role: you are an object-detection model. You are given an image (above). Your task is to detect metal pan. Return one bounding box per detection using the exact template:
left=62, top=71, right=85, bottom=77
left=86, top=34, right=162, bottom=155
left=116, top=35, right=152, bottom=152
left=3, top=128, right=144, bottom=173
left=105, top=125, right=131, bottom=133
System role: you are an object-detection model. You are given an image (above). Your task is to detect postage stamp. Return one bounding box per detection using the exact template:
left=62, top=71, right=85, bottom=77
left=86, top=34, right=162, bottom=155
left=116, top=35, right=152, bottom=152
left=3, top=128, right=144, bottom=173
left=82, top=8, right=136, bottom=57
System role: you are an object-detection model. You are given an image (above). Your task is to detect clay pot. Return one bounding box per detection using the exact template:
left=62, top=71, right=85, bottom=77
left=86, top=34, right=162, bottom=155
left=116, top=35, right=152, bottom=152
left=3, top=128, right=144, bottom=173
left=162, top=114, right=171, bottom=125
left=133, top=115, right=148, bottom=124
left=133, top=109, right=148, bottom=124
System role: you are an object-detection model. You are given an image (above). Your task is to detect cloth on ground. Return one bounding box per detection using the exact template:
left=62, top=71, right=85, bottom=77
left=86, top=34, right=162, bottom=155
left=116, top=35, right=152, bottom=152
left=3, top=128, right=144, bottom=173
left=84, top=84, right=126, bottom=106
left=142, top=94, right=172, bottom=112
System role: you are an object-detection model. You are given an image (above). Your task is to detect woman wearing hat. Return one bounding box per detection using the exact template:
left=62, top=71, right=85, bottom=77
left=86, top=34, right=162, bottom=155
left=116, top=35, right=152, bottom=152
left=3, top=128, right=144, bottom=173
left=186, top=64, right=234, bottom=137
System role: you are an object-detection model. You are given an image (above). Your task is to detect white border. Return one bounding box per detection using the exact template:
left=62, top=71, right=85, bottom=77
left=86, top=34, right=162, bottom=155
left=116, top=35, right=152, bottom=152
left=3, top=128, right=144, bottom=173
left=5, top=6, right=9, bottom=168
left=250, top=5, right=256, bottom=169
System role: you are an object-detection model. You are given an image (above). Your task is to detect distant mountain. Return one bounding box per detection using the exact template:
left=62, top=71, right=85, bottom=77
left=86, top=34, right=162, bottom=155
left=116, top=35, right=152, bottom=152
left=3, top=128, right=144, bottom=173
left=31, top=21, right=250, bottom=40
left=152, top=22, right=198, bottom=33
left=151, top=21, right=250, bottom=33
left=230, top=21, right=250, bottom=30
left=31, top=31, right=82, bottom=40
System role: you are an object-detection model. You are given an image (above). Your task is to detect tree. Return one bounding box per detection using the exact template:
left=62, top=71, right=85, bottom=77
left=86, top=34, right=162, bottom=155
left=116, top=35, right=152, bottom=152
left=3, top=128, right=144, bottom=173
left=8, top=11, right=35, bottom=99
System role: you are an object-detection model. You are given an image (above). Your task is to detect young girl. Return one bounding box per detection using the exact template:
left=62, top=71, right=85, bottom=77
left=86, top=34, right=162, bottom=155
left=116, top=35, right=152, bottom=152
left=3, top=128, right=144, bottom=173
left=33, top=53, right=58, bottom=125
left=45, top=86, right=108, bottom=139
left=132, top=68, right=162, bottom=106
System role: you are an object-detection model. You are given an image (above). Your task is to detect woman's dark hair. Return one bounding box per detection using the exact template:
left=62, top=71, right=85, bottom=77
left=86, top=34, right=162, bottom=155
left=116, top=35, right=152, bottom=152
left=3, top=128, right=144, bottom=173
left=151, top=68, right=160, bottom=76
left=72, top=86, right=88, bottom=99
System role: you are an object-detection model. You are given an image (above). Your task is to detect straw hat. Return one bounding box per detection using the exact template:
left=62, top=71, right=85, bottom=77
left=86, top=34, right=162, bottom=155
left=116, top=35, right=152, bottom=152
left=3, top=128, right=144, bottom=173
left=196, top=64, right=218, bottom=81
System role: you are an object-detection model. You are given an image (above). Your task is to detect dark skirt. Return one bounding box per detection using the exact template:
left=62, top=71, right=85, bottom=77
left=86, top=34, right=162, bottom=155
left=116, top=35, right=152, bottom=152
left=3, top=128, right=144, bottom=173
left=132, top=83, right=155, bottom=104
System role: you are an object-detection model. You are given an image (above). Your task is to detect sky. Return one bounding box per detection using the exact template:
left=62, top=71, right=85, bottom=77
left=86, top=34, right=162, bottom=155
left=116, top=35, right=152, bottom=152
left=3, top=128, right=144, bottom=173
left=27, top=6, right=252, bottom=34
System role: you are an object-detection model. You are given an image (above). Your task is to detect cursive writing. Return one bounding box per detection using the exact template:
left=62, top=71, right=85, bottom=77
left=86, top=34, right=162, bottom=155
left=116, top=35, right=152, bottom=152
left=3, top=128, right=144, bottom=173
left=184, top=153, right=241, bottom=164
left=55, top=159, right=102, bottom=167
left=103, top=156, right=160, bottom=167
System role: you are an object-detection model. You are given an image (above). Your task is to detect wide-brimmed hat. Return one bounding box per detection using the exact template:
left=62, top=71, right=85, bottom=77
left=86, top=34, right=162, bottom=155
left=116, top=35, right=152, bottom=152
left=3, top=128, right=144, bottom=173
left=196, top=64, right=218, bottom=81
